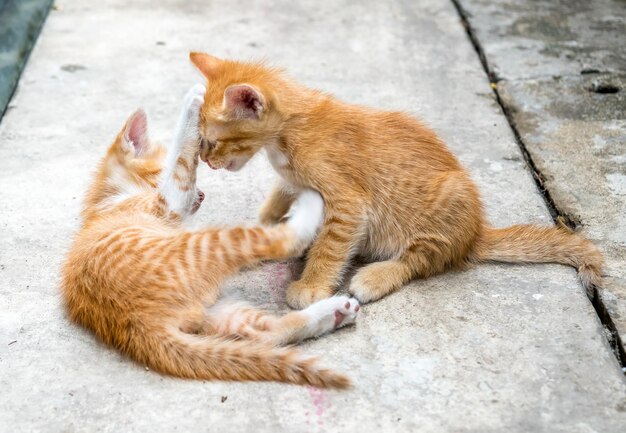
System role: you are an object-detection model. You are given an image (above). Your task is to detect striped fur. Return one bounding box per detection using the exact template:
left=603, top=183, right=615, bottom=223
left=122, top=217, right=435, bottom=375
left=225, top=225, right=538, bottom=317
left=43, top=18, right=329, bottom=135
left=61, top=87, right=359, bottom=388
left=190, top=53, right=604, bottom=307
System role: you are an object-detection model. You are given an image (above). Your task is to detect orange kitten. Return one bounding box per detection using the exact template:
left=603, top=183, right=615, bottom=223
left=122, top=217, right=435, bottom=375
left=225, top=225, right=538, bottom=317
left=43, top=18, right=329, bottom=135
left=61, top=85, right=360, bottom=388
left=190, top=52, right=604, bottom=308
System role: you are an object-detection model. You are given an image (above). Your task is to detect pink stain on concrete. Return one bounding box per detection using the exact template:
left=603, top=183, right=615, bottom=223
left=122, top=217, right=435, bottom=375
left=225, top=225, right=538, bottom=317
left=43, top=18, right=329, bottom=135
left=264, top=259, right=304, bottom=304
left=264, top=261, right=289, bottom=303
left=308, top=386, right=331, bottom=422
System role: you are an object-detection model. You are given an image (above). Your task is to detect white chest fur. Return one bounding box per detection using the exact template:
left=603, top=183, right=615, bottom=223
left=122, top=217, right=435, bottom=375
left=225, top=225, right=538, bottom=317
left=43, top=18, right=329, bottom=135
left=265, top=144, right=294, bottom=180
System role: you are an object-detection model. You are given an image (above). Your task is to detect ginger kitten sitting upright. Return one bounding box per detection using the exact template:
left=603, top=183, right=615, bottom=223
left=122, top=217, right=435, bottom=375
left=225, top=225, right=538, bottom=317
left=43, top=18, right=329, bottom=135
left=61, top=85, right=360, bottom=388
left=189, top=52, right=603, bottom=309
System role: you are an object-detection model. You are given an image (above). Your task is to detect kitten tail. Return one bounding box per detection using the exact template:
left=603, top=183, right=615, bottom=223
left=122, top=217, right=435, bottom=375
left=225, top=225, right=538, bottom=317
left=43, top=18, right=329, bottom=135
left=127, top=324, right=350, bottom=389
left=472, top=224, right=604, bottom=298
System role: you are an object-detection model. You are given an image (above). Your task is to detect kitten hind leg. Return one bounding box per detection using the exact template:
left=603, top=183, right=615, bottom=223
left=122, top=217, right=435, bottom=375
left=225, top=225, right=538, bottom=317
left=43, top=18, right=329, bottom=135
left=349, top=242, right=446, bottom=303
left=286, top=296, right=360, bottom=343
left=158, top=84, right=206, bottom=218
left=179, top=304, right=216, bottom=335
left=348, top=260, right=413, bottom=303
left=205, top=296, right=360, bottom=345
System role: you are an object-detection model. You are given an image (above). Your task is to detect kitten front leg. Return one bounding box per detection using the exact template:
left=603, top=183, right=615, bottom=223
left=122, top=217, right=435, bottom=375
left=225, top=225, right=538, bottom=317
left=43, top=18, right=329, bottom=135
left=193, top=189, right=325, bottom=276
left=286, top=203, right=365, bottom=309
left=158, top=84, right=206, bottom=218
left=259, top=180, right=298, bottom=225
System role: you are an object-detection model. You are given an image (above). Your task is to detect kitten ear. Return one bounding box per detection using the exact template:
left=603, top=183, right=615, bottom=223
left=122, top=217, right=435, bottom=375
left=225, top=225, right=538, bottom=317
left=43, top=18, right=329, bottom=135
left=223, top=84, right=266, bottom=120
left=189, top=52, right=222, bottom=80
left=122, top=109, right=149, bottom=157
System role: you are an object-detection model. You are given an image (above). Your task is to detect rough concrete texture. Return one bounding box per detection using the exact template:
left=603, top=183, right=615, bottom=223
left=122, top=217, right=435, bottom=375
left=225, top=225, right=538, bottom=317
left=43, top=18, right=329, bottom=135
left=456, top=0, right=626, bottom=356
left=1, top=1, right=626, bottom=432
left=498, top=77, right=626, bottom=346
left=0, top=0, right=53, bottom=116
left=455, top=0, right=626, bottom=81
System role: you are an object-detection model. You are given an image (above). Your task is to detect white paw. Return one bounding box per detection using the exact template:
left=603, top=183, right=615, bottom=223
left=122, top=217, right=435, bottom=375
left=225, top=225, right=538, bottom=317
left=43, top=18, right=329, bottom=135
left=179, top=85, right=205, bottom=137
left=184, top=95, right=204, bottom=125
left=303, top=296, right=360, bottom=338
left=286, top=189, right=324, bottom=244
left=184, top=83, right=206, bottom=104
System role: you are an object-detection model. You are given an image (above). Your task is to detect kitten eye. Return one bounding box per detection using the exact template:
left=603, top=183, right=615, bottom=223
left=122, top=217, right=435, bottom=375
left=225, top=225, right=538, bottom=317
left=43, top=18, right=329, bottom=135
left=201, top=139, right=217, bottom=151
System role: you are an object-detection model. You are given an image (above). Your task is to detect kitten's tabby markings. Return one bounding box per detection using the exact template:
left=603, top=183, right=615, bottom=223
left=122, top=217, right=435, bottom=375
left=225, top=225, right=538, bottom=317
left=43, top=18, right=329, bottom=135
left=61, top=86, right=360, bottom=388
left=190, top=52, right=604, bottom=309
left=207, top=295, right=358, bottom=345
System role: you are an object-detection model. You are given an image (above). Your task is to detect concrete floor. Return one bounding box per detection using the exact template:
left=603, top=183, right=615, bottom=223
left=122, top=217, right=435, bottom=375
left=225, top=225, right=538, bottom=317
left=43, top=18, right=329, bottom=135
left=1, top=1, right=625, bottom=432
left=457, top=0, right=626, bottom=362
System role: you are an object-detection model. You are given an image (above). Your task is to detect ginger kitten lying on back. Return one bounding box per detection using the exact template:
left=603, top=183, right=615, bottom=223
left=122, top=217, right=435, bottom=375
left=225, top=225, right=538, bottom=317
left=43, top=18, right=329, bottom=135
left=61, top=85, right=360, bottom=388
left=190, top=52, right=603, bottom=309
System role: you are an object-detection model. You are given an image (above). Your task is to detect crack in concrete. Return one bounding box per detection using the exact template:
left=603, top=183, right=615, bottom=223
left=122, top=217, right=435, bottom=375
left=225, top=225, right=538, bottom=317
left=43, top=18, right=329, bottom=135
left=450, top=0, right=626, bottom=372
left=495, top=71, right=624, bottom=85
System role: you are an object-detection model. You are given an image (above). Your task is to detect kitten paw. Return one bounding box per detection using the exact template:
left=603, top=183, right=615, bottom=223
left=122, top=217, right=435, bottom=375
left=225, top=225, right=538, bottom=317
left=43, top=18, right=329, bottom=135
left=348, top=261, right=406, bottom=304
left=303, top=296, right=360, bottom=337
left=184, top=83, right=206, bottom=104
left=185, top=95, right=204, bottom=122
left=286, top=281, right=333, bottom=309
left=348, top=266, right=388, bottom=304
left=179, top=85, right=205, bottom=138
left=348, top=283, right=375, bottom=304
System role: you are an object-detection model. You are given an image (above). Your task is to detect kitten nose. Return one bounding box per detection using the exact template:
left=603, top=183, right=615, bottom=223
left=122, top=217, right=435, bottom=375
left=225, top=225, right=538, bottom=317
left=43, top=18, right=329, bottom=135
left=197, top=190, right=205, bottom=203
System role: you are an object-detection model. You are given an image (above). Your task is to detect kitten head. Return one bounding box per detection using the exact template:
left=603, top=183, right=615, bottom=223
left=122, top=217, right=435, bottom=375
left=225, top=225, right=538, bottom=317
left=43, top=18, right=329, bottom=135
left=83, top=110, right=173, bottom=219
left=189, top=52, right=284, bottom=172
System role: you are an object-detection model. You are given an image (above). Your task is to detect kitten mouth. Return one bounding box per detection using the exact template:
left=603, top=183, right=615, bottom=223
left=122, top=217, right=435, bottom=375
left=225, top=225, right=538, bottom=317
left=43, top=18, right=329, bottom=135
left=206, top=159, right=236, bottom=171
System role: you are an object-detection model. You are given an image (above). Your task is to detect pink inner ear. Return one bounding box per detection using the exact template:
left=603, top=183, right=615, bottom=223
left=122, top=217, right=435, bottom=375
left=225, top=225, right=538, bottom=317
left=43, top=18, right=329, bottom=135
left=124, top=109, right=149, bottom=156
left=224, top=85, right=264, bottom=120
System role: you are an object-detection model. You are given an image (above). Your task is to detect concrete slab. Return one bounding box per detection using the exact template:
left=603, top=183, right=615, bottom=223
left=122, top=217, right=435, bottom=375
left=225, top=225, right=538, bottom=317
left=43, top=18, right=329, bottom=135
left=454, top=0, right=626, bottom=81
left=1, top=0, right=625, bottom=432
left=0, top=0, right=53, bottom=117
left=456, top=0, right=626, bottom=357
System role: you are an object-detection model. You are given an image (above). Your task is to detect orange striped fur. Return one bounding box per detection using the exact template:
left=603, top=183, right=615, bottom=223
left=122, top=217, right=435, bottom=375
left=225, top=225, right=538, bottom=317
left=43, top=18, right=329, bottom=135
left=190, top=53, right=604, bottom=308
left=61, top=86, right=360, bottom=388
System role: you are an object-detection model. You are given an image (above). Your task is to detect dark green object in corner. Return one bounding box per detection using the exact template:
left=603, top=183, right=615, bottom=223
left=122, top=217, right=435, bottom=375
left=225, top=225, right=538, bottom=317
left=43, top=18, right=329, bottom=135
left=0, top=0, right=53, bottom=120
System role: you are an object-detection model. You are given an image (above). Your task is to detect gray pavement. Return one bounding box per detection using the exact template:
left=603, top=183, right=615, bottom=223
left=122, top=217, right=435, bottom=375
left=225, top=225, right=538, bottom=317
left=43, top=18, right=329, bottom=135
left=0, top=0, right=53, bottom=117
left=456, top=0, right=626, bottom=358
left=1, top=1, right=625, bottom=432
